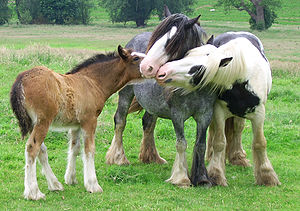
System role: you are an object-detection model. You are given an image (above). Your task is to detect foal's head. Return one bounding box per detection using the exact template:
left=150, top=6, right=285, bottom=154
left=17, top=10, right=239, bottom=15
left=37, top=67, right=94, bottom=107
left=140, top=13, right=206, bottom=78
left=117, top=45, right=146, bottom=80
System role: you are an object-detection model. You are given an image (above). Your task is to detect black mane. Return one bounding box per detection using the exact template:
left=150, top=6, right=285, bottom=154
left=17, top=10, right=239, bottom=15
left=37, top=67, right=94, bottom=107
left=147, top=13, right=206, bottom=61
left=66, top=52, right=118, bottom=74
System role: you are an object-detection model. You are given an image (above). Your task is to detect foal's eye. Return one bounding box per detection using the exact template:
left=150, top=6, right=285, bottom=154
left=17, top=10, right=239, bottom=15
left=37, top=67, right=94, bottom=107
left=206, top=53, right=209, bottom=56
left=133, top=57, right=140, bottom=61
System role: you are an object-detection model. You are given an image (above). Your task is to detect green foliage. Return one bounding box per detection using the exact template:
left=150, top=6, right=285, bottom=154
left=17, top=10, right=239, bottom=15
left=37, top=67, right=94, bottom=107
left=0, top=0, right=12, bottom=25
left=101, top=0, right=196, bottom=27
left=40, top=0, right=93, bottom=24
left=249, top=5, right=278, bottom=30
left=216, top=0, right=281, bottom=30
left=15, top=0, right=44, bottom=24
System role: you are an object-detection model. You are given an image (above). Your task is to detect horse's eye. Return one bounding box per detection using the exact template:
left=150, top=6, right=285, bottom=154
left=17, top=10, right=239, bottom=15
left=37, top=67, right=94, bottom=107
left=206, top=53, right=209, bottom=56
left=133, top=57, right=140, bottom=61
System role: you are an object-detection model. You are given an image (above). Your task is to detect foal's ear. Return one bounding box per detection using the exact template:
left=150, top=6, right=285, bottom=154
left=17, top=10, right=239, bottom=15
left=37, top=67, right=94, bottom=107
left=118, top=45, right=128, bottom=61
left=207, top=35, right=214, bottom=45
left=185, top=15, right=201, bottom=29
left=219, top=57, right=233, bottom=67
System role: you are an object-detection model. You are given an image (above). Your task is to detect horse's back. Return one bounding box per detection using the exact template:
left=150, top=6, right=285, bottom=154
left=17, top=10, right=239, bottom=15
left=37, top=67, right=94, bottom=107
left=125, top=32, right=152, bottom=53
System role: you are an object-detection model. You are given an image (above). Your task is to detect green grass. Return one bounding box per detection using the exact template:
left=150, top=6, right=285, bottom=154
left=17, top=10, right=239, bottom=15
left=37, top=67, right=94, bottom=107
left=0, top=5, right=300, bottom=210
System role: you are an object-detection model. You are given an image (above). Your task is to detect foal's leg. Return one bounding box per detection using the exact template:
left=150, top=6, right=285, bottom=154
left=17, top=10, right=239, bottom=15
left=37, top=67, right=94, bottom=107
left=207, top=105, right=228, bottom=186
left=190, top=113, right=213, bottom=187
left=106, top=86, right=134, bottom=165
left=250, top=106, right=280, bottom=186
left=139, top=112, right=167, bottom=164
left=65, top=129, right=81, bottom=185
left=24, top=120, right=51, bottom=200
left=166, top=118, right=190, bottom=187
left=226, top=117, right=250, bottom=167
left=38, top=143, right=63, bottom=191
left=81, top=118, right=102, bottom=193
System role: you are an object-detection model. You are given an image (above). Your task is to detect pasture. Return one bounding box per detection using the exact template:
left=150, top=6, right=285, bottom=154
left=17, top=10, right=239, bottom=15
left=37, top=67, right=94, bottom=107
left=0, top=3, right=300, bottom=210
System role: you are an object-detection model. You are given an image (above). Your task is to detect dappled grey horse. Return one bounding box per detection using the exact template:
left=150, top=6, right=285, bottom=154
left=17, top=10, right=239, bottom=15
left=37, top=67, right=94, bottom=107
left=106, top=14, right=213, bottom=187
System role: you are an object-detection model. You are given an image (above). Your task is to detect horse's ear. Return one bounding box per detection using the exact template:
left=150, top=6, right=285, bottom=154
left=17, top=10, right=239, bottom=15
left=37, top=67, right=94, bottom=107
left=207, top=35, right=214, bottom=45
left=118, top=45, right=128, bottom=61
left=185, top=15, right=201, bottom=29
left=163, top=5, right=172, bottom=17
left=219, top=57, right=233, bottom=67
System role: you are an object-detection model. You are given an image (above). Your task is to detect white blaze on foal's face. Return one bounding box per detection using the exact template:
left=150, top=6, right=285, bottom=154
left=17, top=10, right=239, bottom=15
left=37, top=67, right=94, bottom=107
left=140, top=26, right=177, bottom=78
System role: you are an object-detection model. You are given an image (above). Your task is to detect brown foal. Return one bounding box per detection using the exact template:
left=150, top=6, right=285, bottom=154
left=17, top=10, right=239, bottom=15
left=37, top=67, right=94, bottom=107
left=10, top=45, right=145, bottom=200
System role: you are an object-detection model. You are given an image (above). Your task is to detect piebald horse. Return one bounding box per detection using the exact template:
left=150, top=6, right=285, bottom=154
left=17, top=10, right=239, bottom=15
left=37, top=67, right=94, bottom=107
left=155, top=37, right=281, bottom=186
left=10, top=46, right=145, bottom=200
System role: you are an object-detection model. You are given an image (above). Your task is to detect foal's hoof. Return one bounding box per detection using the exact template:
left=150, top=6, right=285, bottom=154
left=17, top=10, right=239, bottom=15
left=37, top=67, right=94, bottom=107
left=24, top=188, right=46, bottom=200
left=229, top=157, right=251, bottom=167
left=85, top=183, right=103, bottom=193
left=48, top=180, right=64, bottom=191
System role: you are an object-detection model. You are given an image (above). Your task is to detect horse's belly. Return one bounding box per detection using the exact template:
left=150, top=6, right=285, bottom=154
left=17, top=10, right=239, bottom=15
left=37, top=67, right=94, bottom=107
left=218, top=80, right=260, bottom=118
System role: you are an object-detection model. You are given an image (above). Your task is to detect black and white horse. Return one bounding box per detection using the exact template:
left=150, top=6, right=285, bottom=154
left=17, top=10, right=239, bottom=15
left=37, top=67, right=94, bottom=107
left=155, top=37, right=281, bottom=186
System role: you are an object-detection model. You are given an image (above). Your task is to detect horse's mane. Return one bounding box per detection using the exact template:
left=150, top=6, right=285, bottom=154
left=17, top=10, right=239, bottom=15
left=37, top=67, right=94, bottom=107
left=147, top=14, right=206, bottom=60
left=195, top=38, right=256, bottom=92
left=66, top=52, right=118, bottom=74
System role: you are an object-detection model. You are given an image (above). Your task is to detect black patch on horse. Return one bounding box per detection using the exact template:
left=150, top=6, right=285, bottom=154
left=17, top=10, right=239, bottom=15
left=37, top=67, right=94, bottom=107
left=189, top=65, right=206, bottom=86
left=219, top=81, right=260, bottom=117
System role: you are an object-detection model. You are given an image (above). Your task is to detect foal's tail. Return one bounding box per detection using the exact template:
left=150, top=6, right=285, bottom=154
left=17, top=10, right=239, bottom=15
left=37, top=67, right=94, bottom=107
left=10, top=72, right=33, bottom=139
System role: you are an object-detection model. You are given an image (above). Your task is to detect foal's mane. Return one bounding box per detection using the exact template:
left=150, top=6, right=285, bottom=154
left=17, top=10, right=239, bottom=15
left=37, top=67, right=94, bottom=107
left=66, top=52, right=118, bottom=74
left=147, top=13, right=206, bottom=60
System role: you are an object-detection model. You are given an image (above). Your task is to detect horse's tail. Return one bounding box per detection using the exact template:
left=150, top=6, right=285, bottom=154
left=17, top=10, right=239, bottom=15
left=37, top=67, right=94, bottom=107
left=10, top=72, right=33, bottom=139
left=128, top=97, right=144, bottom=114
left=197, top=38, right=248, bottom=92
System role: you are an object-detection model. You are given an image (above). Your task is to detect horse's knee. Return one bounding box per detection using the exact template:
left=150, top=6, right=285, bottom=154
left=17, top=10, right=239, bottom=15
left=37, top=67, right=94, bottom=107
left=176, top=140, right=187, bottom=152
left=253, top=139, right=267, bottom=152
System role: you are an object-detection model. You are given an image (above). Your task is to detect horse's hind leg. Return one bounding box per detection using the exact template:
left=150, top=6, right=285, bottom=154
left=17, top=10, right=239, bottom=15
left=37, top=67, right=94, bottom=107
left=81, top=118, right=102, bottom=193
left=139, top=112, right=167, bottom=164
left=24, top=120, right=51, bottom=200
left=38, top=143, right=63, bottom=191
left=226, top=117, right=250, bottom=167
left=65, top=129, right=81, bottom=185
left=166, top=117, right=190, bottom=187
left=250, top=106, right=280, bottom=186
left=106, top=86, right=133, bottom=165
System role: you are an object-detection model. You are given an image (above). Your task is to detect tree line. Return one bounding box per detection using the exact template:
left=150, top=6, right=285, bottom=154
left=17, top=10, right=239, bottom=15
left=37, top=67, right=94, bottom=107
left=0, top=0, right=281, bottom=30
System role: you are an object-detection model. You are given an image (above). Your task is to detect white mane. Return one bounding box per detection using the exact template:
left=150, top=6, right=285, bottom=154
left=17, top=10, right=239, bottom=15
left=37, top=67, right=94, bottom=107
left=195, top=37, right=265, bottom=92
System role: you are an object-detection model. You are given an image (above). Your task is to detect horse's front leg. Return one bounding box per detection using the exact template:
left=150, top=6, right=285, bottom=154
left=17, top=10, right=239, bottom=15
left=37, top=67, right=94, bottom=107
left=166, top=118, right=190, bottom=187
left=81, top=118, right=102, bottom=193
left=106, top=86, right=134, bottom=165
left=65, top=129, right=81, bottom=185
left=250, top=106, right=280, bottom=186
left=190, top=113, right=213, bottom=187
left=225, top=117, right=250, bottom=167
left=139, top=112, right=167, bottom=164
left=207, top=103, right=228, bottom=186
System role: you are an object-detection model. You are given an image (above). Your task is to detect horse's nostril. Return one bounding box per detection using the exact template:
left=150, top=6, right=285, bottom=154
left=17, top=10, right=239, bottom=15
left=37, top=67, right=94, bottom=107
left=158, top=73, right=166, bottom=79
left=148, top=66, right=153, bottom=72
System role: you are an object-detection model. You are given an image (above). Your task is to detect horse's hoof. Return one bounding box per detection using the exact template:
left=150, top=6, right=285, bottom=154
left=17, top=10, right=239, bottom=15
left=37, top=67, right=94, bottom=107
left=49, top=180, right=64, bottom=191
left=24, top=188, right=46, bottom=200
left=86, top=183, right=103, bottom=193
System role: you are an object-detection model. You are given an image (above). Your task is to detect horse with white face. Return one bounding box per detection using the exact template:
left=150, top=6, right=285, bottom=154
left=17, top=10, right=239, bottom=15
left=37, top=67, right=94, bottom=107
left=140, top=13, right=206, bottom=78
left=10, top=46, right=145, bottom=200
left=156, top=37, right=280, bottom=186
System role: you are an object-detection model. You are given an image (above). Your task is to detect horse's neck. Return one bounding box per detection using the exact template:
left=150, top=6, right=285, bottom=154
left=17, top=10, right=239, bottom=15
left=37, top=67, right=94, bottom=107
left=80, top=61, right=128, bottom=98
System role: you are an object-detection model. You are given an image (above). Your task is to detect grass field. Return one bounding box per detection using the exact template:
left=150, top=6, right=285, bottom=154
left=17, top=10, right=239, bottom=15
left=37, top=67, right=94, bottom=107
left=0, top=1, right=300, bottom=210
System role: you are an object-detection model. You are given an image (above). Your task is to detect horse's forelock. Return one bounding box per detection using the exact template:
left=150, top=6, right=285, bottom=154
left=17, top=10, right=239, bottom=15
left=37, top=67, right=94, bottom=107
left=146, top=14, right=189, bottom=53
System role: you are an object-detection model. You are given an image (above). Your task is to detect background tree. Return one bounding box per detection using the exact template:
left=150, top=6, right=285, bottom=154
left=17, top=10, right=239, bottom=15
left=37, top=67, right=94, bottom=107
left=101, top=0, right=196, bottom=27
left=216, top=0, right=281, bottom=30
left=0, top=0, right=12, bottom=25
